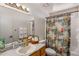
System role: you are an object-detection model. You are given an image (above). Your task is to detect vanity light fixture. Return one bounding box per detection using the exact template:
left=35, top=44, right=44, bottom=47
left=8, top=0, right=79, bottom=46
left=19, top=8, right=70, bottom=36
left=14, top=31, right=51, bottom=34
left=4, top=3, right=30, bottom=13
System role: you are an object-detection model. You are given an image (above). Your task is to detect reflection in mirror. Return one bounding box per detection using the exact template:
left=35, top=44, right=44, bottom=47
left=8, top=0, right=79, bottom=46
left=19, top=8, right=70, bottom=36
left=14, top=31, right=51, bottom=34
left=0, top=5, right=34, bottom=46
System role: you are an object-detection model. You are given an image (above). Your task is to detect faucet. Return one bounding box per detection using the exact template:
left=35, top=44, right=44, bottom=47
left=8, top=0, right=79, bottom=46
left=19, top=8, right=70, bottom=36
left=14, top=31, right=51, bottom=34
left=23, top=37, right=29, bottom=47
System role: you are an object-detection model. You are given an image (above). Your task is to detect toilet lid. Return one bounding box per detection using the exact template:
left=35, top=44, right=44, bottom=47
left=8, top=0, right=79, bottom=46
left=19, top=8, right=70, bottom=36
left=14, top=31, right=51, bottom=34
left=45, top=48, right=56, bottom=54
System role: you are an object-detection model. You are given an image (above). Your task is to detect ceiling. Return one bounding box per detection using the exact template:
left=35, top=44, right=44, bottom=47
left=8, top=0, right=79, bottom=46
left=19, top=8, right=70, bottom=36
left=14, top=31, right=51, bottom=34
left=21, top=3, right=54, bottom=18
left=0, top=3, right=79, bottom=19
left=22, top=3, right=79, bottom=18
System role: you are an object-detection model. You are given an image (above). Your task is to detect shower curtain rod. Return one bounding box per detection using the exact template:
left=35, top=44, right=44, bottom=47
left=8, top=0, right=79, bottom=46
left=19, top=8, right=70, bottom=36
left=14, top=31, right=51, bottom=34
left=46, top=5, right=79, bottom=18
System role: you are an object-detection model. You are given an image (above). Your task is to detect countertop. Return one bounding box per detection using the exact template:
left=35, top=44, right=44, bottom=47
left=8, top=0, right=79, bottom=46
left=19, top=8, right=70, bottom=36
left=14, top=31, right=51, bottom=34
left=0, top=43, right=45, bottom=56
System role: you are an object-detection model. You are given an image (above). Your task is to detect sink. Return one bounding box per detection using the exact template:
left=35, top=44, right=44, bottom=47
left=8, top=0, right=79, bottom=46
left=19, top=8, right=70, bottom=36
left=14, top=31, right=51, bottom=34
left=16, top=43, right=45, bottom=56
left=17, top=46, right=30, bottom=54
left=16, top=45, right=36, bottom=56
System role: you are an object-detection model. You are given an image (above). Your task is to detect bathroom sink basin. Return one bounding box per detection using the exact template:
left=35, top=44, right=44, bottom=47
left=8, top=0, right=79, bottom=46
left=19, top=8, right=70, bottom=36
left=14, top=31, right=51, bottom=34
left=16, top=45, right=35, bottom=55
left=17, top=46, right=30, bottom=54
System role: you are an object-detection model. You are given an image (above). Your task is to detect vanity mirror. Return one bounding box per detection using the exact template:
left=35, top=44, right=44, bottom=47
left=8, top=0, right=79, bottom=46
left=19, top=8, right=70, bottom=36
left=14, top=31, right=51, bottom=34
left=0, top=5, right=34, bottom=44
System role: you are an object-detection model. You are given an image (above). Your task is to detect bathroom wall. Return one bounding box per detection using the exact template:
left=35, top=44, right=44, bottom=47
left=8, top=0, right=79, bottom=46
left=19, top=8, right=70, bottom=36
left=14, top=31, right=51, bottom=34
left=70, top=12, right=79, bottom=55
left=70, top=12, right=78, bottom=51
left=34, top=17, right=45, bottom=40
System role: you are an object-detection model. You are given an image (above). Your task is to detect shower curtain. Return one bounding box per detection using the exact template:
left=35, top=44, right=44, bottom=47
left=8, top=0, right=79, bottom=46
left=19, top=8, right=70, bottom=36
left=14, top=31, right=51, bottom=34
left=46, top=14, right=71, bottom=56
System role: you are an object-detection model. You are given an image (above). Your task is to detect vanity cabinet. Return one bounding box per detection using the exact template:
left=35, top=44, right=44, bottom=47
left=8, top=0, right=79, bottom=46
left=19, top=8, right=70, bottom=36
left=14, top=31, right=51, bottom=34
left=40, top=46, right=46, bottom=56
left=31, top=50, right=40, bottom=56
left=31, top=46, right=46, bottom=56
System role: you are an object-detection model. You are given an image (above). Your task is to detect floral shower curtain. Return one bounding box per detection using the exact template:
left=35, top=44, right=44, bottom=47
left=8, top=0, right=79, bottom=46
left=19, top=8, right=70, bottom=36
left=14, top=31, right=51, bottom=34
left=46, top=14, right=71, bottom=56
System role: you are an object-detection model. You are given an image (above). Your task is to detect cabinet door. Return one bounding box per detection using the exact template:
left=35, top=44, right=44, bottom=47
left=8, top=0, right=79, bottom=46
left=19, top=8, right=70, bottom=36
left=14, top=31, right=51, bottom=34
left=40, top=46, right=46, bottom=56
left=31, top=50, right=40, bottom=56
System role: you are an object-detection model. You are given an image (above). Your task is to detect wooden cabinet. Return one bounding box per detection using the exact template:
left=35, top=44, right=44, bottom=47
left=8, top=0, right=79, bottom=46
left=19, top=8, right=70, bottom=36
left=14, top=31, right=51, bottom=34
left=31, top=46, right=46, bottom=56
left=31, top=50, right=40, bottom=56
left=40, top=46, right=46, bottom=56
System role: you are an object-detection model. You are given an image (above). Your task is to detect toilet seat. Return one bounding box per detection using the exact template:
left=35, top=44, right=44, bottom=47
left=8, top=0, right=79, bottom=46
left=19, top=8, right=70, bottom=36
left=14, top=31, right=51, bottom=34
left=45, top=48, right=56, bottom=56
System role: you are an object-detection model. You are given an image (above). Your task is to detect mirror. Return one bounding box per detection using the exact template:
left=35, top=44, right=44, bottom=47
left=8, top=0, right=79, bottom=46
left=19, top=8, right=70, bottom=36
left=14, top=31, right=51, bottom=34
left=0, top=6, right=34, bottom=44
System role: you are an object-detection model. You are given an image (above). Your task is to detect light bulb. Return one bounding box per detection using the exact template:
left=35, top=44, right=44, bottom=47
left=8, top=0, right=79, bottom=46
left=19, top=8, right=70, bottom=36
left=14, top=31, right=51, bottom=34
left=10, top=3, right=13, bottom=4
left=27, top=8, right=30, bottom=12
left=16, top=3, right=20, bottom=7
left=22, top=5, right=26, bottom=10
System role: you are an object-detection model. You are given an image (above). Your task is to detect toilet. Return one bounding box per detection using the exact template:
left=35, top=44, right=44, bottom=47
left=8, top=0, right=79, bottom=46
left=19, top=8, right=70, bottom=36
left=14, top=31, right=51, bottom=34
left=45, top=48, right=56, bottom=56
